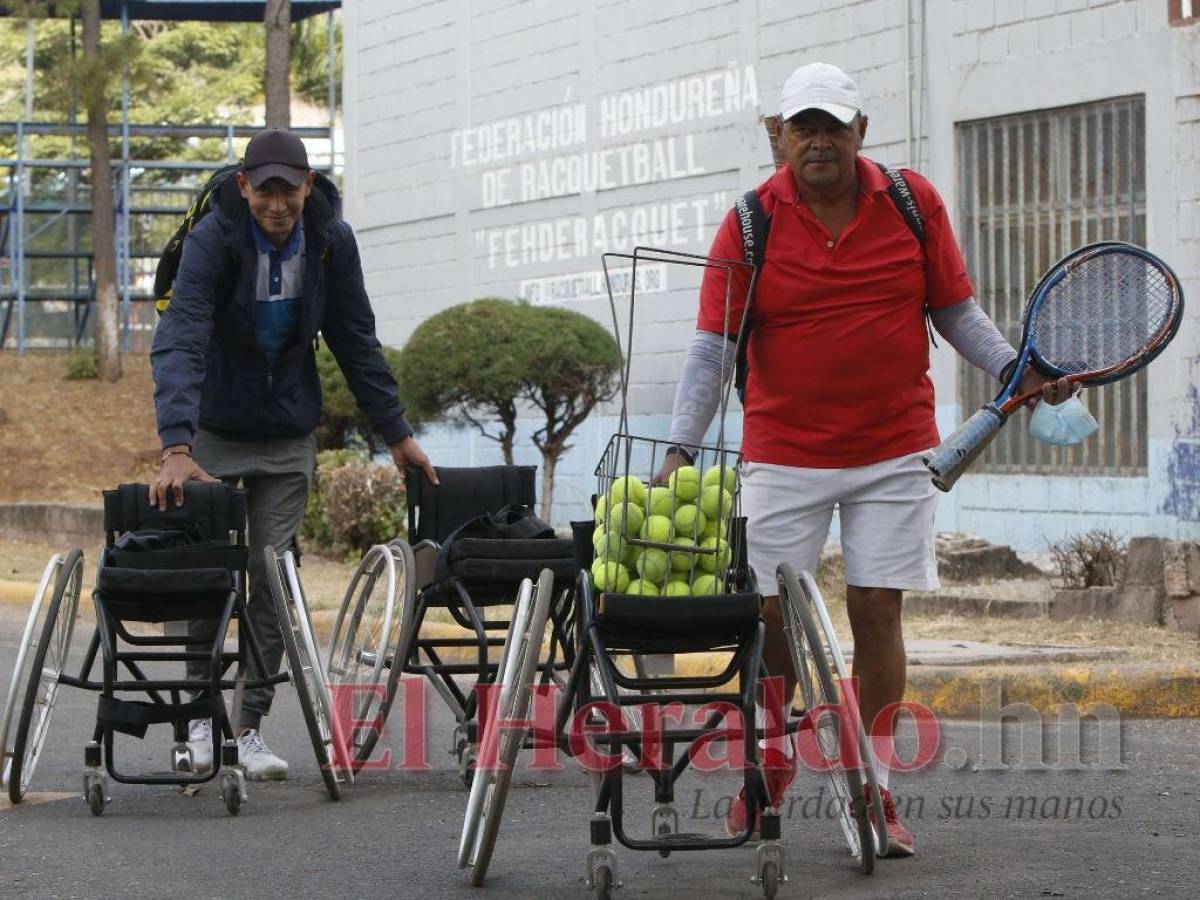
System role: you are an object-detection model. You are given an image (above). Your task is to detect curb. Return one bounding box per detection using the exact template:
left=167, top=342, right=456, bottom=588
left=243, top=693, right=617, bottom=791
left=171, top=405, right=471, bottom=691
left=904, top=663, right=1200, bottom=718
left=0, top=580, right=38, bottom=606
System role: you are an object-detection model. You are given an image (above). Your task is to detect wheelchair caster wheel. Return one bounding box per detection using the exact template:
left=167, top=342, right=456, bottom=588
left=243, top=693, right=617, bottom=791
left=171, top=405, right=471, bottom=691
left=82, top=772, right=108, bottom=817
left=457, top=741, right=477, bottom=789
left=219, top=769, right=247, bottom=816
left=760, top=862, right=779, bottom=899
left=657, top=822, right=672, bottom=858
left=594, top=864, right=614, bottom=900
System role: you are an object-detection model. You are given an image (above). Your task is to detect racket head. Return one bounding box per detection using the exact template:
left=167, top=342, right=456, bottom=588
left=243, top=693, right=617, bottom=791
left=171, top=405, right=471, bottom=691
left=1023, top=242, right=1183, bottom=387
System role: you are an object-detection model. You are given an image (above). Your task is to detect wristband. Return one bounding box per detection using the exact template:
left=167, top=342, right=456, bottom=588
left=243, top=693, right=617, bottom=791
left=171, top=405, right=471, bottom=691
left=663, top=445, right=695, bottom=465
left=162, top=447, right=192, bottom=465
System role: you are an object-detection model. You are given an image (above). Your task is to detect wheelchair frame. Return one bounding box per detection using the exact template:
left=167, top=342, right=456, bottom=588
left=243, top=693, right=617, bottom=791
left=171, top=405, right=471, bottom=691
left=0, top=483, right=341, bottom=816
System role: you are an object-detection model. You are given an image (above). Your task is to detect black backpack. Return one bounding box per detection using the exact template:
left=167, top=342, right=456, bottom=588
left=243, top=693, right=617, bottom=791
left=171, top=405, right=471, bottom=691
left=153, top=163, right=242, bottom=316
left=732, top=162, right=928, bottom=402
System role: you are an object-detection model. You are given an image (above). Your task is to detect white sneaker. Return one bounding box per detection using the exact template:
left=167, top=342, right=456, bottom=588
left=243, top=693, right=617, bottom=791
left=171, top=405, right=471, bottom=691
left=185, top=719, right=214, bottom=773
left=238, top=729, right=289, bottom=781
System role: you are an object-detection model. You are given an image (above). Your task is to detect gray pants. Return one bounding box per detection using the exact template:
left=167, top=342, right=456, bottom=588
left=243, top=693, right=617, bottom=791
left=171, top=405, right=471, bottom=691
left=171, top=429, right=316, bottom=730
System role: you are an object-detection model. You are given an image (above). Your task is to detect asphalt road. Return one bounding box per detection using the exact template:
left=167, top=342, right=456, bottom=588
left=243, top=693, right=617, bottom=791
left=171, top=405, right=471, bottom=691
left=1, top=607, right=1197, bottom=900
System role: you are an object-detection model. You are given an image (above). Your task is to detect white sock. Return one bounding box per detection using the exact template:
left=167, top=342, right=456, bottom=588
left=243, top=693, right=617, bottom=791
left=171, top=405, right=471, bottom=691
left=756, top=704, right=794, bottom=759
left=870, top=734, right=892, bottom=793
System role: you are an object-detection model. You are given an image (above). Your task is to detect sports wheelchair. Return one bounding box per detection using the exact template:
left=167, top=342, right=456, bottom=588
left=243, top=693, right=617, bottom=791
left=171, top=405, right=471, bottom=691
left=458, top=497, right=887, bottom=897
left=0, top=482, right=346, bottom=814
left=320, top=464, right=579, bottom=782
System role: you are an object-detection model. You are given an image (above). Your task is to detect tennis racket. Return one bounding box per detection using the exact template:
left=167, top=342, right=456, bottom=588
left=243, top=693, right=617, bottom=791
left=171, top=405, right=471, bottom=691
left=924, top=241, right=1184, bottom=491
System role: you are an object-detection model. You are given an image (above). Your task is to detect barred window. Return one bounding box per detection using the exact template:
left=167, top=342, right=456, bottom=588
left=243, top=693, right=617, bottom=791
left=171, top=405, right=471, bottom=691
left=956, top=96, right=1148, bottom=476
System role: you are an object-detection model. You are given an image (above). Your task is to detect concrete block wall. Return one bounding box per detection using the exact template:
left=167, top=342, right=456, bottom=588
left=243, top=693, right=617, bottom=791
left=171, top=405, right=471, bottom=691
left=345, top=0, right=1200, bottom=546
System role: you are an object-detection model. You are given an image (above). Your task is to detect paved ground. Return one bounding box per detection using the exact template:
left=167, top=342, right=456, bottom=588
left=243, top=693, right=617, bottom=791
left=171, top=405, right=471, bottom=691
left=1, top=607, right=1198, bottom=900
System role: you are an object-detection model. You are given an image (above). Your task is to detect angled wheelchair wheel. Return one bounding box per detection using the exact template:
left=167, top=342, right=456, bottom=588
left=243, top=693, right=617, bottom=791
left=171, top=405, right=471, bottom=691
left=460, top=569, right=554, bottom=886
left=777, top=563, right=877, bottom=875
left=4, top=549, right=83, bottom=803
left=266, top=546, right=353, bottom=800
left=325, top=541, right=416, bottom=770
left=799, top=567, right=890, bottom=859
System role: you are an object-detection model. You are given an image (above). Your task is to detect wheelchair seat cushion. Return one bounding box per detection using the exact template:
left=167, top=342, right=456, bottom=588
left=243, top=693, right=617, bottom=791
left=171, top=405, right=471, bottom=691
left=442, top=536, right=577, bottom=585
left=96, top=565, right=236, bottom=623
left=596, top=591, right=761, bottom=639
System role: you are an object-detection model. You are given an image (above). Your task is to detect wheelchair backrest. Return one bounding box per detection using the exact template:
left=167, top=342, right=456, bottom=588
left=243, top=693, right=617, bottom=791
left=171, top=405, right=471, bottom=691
left=405, top=465, right=536, bottom=544
left=102, top=482, right=247, bottom=547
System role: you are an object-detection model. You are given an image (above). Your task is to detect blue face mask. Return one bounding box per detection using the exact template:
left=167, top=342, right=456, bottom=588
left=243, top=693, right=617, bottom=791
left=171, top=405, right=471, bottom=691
left=1029, top=394, right=1098, bottom=446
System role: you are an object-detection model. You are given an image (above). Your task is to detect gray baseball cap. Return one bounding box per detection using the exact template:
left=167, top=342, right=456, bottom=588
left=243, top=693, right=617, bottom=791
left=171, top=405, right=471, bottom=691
left=242, top=128, right=310, bottom=188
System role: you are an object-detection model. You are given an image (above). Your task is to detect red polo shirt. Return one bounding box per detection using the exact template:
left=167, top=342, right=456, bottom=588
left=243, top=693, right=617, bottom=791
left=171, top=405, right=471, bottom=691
left=698, top=156, right=973, bottom=468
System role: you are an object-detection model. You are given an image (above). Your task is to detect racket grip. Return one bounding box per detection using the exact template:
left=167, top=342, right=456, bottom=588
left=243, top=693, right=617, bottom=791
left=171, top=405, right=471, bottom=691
left=922, top=405, right=1006, bottom=492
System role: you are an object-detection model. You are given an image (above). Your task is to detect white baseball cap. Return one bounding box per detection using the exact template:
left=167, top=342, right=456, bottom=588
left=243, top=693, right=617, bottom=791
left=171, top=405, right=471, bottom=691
left=779, top=62, right=861, bottom=124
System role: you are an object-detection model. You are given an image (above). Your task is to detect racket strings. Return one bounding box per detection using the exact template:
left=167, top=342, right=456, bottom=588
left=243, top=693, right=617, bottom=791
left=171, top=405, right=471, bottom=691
left=1033, top=253, right=1178, bottom=374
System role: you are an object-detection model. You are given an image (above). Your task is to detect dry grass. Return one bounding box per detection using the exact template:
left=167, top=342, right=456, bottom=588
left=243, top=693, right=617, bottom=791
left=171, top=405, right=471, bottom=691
left=2, top=538, right=1195, bottom=666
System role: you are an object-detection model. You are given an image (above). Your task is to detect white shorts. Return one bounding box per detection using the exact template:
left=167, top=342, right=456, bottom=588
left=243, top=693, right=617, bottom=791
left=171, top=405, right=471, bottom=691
left=741, top=450, right=940, bottom=594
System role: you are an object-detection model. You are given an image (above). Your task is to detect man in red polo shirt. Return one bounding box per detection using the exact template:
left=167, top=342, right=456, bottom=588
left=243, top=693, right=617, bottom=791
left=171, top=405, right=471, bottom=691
left=658, top=62, right=1068, bottom=856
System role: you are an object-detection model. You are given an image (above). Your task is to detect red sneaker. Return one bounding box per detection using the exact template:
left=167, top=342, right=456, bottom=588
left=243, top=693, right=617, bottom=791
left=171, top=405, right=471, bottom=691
left=724, top=747, right=797, bottom=838
left=866, top=785, right=914, bottom=857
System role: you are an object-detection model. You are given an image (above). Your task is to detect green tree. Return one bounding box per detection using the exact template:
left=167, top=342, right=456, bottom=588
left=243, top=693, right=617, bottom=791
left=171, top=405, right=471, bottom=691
left=313, top=343, right=406, bottom=454
left=520, top=306, right=621, bottom=520
left=395, top=298, right=528, bottom=464
left=397, top=300, right=621, bottom=520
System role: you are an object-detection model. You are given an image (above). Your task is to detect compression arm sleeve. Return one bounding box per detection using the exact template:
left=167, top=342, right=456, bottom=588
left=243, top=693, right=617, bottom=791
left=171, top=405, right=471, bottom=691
left=929, top=298, right=1019, bottom=381
left=666, top=330, right=735, bottom=456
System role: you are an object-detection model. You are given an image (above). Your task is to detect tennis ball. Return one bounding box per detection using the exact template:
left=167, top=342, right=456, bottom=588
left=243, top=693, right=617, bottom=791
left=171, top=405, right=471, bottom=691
left=607, top=502, right=644, bottom=538
left=647, top=486, right=676, bottom=518
left=623, top=545, right=640, bottom=570
left=702, top=464, right=739, bottom=493
left=634, top=548, right=670, bottom=585
left=662, top=580, right=692, bottom=597
left=668, top=537, right=697, bottom=572
left=691, top=573, right=719, bottom=596
left=672, top=503, right=707, bottom=538
left=700, top=485, right=733, bottom=521
left=641, top=514, right=674, bottom=544
left=591, top=558, right=630, bottom=593
left=699, top=519, right=720, bottom=543
left=593, top=526, right=626, bottom=561
left=625, top=578, right=660, bottom=597
left=593, top=495, right=609, bottom=524
left=667, top=465, right=701, bottom=502
left=609, top=476, right=647, bottom=508
left=697, top=536, right=731, bottom=574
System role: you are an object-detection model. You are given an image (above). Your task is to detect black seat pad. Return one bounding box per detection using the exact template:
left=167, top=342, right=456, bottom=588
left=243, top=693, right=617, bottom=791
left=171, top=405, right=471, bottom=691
left=98, top=566, right=234, bottom=597
left=596, top=591, right=761, bottom=638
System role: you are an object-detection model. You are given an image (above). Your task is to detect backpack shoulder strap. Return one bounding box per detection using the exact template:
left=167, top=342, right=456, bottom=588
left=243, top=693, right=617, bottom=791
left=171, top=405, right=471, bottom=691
left=732, top=189, right=771, bottom=403
left=875, top=162, right=925, bottom=246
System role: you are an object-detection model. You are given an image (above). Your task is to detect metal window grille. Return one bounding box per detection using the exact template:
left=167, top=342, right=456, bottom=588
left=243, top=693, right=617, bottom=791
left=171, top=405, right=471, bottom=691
left=956, top=96, right=1148, bottom=476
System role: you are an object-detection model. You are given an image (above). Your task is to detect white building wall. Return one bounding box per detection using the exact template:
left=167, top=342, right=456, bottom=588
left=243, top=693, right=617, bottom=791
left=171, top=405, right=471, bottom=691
left=344, top=0, right=1200, bottom=548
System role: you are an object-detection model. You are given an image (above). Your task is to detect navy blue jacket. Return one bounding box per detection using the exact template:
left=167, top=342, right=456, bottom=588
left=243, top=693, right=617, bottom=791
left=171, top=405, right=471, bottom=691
left=151, top=174, right=412, bottom=449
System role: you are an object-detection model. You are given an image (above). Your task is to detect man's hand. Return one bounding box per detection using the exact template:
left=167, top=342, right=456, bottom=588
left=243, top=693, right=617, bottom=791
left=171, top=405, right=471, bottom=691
left=148, top=449, right=220, bottom=511
left=390, top=435, right=438, bottom=485
left=1014, top=364, right=1077, bottom=410
left=651, top=451, right=691, bottom=486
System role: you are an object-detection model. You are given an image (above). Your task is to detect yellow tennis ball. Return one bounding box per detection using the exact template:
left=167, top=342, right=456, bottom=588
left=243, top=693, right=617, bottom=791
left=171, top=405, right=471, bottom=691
left=634, top=548, right=670, bottom=585
left=668, top=465, right=701, bottom=502
left=700, top=485, right=733, bottom=521
left=591, top=558, right=630, bottom=592
left=647, top=486, right=675, bottom=518
left=623, top=544, right=640, bottom=570
left=691, top=573, right=719, bottom=596
left=593, top=495, right=609, bottom=524
left=641, top=514, right=673, bottom=544
left=593, top=526, right=626, bottom=561
left=668, top=537, right=697, bottom=572
left=607, top=502, right=644, bottom=538
left=702, top=464, right=739, bottom=493
left=699, top=519, right=720, bottom=543
left=609, top=476, right=647, bottom=508
left=697, top=536, right=731, bottom=574
left=672, top=503, right=707, bottom=538
left=625, top=578, right=660, bottom=597
left=662, top=580, right=692, bottom=596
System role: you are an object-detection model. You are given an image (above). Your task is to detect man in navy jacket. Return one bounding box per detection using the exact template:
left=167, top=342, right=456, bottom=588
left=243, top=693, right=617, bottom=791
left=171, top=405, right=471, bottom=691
left=150, top=128, right=434, bottom=779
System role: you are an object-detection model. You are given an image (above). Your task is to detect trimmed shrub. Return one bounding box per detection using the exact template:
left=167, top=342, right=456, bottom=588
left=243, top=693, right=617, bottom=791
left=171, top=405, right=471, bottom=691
left=303, top=449, right=406, bottom=559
